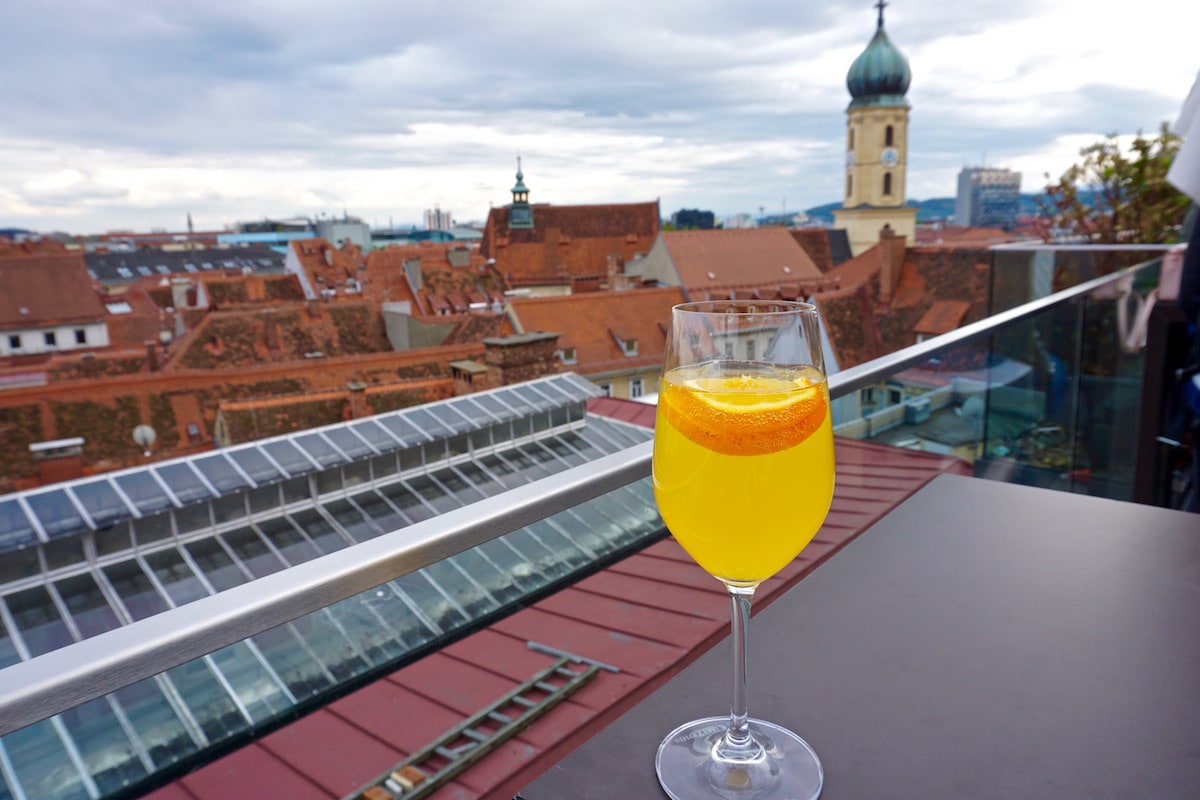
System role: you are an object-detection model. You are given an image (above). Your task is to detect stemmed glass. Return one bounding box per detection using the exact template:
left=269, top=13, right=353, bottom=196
left=652, top=300, right=835, bottom=800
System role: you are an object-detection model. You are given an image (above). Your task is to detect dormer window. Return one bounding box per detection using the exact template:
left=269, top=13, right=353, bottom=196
left=557, top=347, right=578, bottom=365
left=621, top=338, right=638, bottom=356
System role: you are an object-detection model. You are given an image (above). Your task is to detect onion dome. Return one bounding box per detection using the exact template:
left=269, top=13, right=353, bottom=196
left=846, top=4, right=911, bottom=108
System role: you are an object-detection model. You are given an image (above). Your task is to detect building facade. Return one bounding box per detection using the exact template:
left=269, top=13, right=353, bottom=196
left=955, top=167, right=1022, bottom=230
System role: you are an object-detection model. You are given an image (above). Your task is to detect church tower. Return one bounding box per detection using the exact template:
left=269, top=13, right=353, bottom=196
left=508, top=157, right=534, bottom=230
left=832, top=1, right=917, bottom=256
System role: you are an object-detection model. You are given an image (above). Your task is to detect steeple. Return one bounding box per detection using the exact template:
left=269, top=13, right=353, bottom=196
left=508, top=157, right=533, bottom=230
left=846, top=0, right=911, bottom=109
left=832, top=3, right=917, bottom=256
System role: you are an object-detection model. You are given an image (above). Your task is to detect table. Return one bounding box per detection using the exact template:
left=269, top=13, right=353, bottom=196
left=521, top=474, right=1200, bottom=799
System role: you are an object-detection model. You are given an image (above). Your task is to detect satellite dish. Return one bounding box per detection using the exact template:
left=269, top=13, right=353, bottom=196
left=132, top=424, right=157, bottom=457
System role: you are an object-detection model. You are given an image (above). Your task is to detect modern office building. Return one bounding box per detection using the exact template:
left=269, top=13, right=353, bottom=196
left=955, top=167, right=1022, bottom=230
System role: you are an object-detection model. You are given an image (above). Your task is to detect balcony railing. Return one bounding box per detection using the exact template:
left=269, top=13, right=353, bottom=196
left=0, top=246, right=1181, bottom=780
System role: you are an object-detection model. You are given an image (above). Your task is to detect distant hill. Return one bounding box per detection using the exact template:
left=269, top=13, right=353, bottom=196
left=803, top=193, right=1061, bottom=226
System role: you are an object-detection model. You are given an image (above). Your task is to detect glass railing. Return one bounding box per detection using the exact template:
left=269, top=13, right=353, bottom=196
left=0, top=246, right=1178, bottom=800
left=832, top=246, right=1172, bottom=502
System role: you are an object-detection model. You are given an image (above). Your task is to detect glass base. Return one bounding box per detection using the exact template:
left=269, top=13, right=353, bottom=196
left=655, top=716, right=823, bottom=800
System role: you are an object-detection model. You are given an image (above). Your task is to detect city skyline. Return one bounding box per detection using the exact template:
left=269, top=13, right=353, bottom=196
left=2, top=0, right=1195, bottom=235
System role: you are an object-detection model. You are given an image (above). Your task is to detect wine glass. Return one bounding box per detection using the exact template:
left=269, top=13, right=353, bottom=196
left=652, top=300, right=835, bottom=800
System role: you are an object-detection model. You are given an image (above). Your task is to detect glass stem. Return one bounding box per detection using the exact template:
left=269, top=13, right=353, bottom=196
left=719, top=584, right=758, bottom=758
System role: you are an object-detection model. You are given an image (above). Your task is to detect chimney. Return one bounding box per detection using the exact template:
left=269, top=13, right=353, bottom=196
left=877, top=225, right=906, bottom=307
left=346, top=380, right=368, bottom=419
left=30, top=438, right=85, bottom=485
left=483, top=332, right=561, bottom=386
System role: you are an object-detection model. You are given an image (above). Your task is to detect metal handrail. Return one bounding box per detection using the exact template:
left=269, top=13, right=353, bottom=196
left=0, top=257, right=1159, bottom=736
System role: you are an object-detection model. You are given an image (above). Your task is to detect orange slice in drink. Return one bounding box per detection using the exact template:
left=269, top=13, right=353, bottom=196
left=660, top=373, right=828, bottom=456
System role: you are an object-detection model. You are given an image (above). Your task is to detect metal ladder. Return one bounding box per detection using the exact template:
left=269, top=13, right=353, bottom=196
left=347, top=656, right=600, bottom=800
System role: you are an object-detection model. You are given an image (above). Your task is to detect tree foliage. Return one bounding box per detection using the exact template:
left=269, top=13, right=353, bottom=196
left=1040, top=123, right=1188, bottom=243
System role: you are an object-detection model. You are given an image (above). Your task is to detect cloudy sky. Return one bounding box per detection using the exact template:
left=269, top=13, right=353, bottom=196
left=2, top=0, right=1196, bottom=234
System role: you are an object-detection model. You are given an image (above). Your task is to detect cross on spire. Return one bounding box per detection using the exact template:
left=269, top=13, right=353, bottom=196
left=875, top=0, right=887, bottom=28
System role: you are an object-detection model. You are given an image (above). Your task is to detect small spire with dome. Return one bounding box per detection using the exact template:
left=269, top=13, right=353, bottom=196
left=846, top=0, right=910, bottom=108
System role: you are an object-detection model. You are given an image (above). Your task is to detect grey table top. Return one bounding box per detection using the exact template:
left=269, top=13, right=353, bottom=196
left=521, top=473, right=1200, bottom=799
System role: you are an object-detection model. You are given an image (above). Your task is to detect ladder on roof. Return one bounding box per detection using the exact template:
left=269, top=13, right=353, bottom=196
left=348, top=656, right=600, bottom=800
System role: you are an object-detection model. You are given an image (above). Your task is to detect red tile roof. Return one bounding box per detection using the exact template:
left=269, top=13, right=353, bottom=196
left=480, top=202, right=660, bottom=285
left=506, top=286, right=683, bottom=376
left=149, top=404, right=969, bottom=800
left=0, top=253, right=106, bottom=329
left=659, top=228, right=829, bottom=299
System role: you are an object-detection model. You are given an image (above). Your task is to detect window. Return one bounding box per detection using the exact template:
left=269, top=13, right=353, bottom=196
left=888, top=388, right=903, bottom=405
left=621, top=338, right=638, bottom=356
left=848, top=128, right=855, bottom=149
left=724, top=340, right=734, bottom=359
left=846, top=174, right=852, bottom=197
left=861, top=387, right=876, bottom=404
left=883, top=173, right=893, bottom=196
left=885, top=125, right=894, bottom=146
left=558, top=347, right=577, bottom=364
left=630, top=378, right=644, bottom=399
left=7, top=335, right=19, bottom=350
left=598, top=383, right=612, bottom=398
left=44, top=331, right=57, bottom=348
left=75, top=329, right=87, bottom=345
left=745, top=339, right=756, bottom=361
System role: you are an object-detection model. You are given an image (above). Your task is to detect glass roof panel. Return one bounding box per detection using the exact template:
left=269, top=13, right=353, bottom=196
left=393, top=571, right=467, bottom=631
left=451, top=549, right=521, bottom=605
left=228, top=448, right=284, bottom=483
left=286, top=509, right=351, bottom=555
left=23, top=489, right=85, bottom=538
left=404, top=474, right=462, bottom=514
left=376, top=482, right=434, bottom=524
left=552, top=372, right=603, bottom=400
left=208, top=641, right=292, bottom=723
left=165, top=658, right=249, bottom=743
left=104, top=560, right=170, bottom=621
left=533, top=377, right=578, bottom=404
left=323, top=428, right=374, bottom=459
left=221, top=528, right=285, bottom=579
left=143, top=550, right=210, bottom=606
left=445, top=396, right=496, bottom=425
left=494, top=385, right=535, bottom=414
left=185, top=539, right=248, bottom=592
left=403, top=407, right=452, bottom=438
left=431, top=467, right=485, bottom=504
left=511, top=382, right=557, bottom=410
left=349, top=419, right=400, bottom=452
left=153, top=463, right=214, bottom=504
left=539, top=435, right=587, bottom=467
left=375, top=413, right=429, bottom=444
left=62, top=696, right=151, bottom=794
left=114, top=472, right=174, bottom=514
left=192, top=454, right=252, bottom=493
left=321, top=499, right=381, bottom=543
left=251, top=625, right=334, bottom=697
left=327, top=591, right=408, bottom=661
left=6, top=586, right=75, bottom=656
left=287, top=609, right=367, bottom=682
left=4, top=720, right=90, bottom=800
left=112, top=677, right=200, bottom=767
left=68, top=479, right=130, bottom=529
left=55, top=574, right=121, bottom=639
left=349, top=491, right=407, bottom=533
left=427, top=404, right=474, bottom=434
left=293, top=433, right=343, bottom=468
left=260, top=439, right=316, bottom=474
left=422, top=559, right=496, bottom=618
left=467, top=392, right=518, bottom=421
left=0, top=616, right=24, bottom=670
left=452, top=460, right=505, bottom=497
left=254, top=518, right=320, bottom=566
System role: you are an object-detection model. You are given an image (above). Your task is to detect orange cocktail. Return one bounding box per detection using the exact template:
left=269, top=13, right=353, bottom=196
left=653, top=364, right=834, bottom=586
